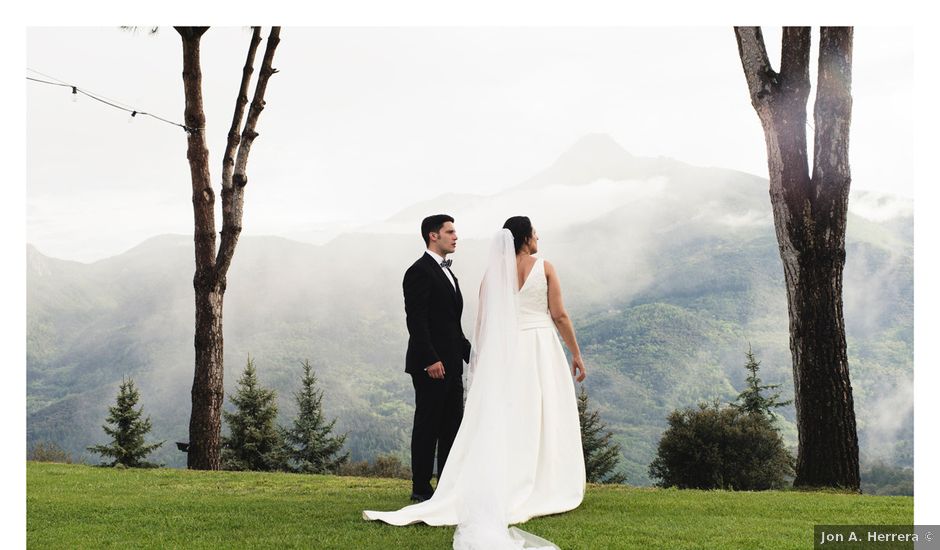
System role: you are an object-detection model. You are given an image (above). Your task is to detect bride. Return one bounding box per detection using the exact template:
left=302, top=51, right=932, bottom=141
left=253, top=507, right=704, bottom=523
left=364, top=216, right=587, bottom=549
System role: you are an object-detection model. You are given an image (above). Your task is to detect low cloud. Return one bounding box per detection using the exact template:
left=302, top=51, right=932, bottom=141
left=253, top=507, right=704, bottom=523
left=864, top=377, right=913, bottom=460
left=715, top=209, right=772, bottom=228
left=359, top=176, right=670, bottom=238
left=849, top=191, right=913, bottom=222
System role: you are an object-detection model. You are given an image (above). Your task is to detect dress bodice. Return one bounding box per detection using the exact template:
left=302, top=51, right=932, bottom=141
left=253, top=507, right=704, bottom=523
left=517, top=257, right=553, bottom=330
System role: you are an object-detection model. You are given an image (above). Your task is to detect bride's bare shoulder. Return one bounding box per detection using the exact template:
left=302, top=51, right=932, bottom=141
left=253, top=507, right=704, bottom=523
left=542, top=259, right=558, bottom=279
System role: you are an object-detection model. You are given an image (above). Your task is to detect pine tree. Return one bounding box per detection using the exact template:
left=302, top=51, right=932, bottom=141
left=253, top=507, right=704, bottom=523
left=577, top=385, right=627, bottom=484
left=285, top=360, right=350, bottom=473
left=221, top=357, right=288, bottom=471
left=87, top=377, right=164, bottom=468
left=732, top=345, right=793, bottom=419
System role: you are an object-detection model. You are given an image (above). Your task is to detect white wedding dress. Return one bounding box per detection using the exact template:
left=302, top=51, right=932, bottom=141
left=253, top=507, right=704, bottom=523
left=363, top=230, right=585, bottom=549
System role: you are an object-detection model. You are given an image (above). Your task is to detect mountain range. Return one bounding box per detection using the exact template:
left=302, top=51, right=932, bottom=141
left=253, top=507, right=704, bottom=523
left=26, top=134, right=913, bottom=484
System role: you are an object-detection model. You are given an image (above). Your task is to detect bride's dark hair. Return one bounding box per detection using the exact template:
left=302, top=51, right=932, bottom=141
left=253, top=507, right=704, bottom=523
left=502, top=216, right=533, bottom=254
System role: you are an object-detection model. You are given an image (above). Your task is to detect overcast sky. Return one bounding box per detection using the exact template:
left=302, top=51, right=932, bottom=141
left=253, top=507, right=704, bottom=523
left=26, top=27, right=913, bottom=262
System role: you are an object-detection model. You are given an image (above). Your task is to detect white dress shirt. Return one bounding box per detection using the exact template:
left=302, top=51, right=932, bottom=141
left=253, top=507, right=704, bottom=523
left=425, top=250, right=456, bottom=290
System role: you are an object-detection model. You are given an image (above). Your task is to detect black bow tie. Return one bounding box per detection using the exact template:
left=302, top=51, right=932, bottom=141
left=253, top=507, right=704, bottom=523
left=440, top=259, right=452, bottom=268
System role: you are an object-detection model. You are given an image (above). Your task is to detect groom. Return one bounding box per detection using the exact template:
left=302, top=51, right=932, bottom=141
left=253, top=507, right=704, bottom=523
left=403, top=214, right=471, bottom=502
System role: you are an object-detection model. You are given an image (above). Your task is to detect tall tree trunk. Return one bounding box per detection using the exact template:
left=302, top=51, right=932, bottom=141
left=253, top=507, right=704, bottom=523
left=177, top=26, right=222, bottom=470
left=735, top=26, right=859, bottom=490
left=176, top=26, right=280, bottom=470
left=190, top=280, right=225, bottom=469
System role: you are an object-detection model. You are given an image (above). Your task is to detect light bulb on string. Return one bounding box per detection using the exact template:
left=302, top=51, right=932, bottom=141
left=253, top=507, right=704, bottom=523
left=28, top=72, right=188, bottom=132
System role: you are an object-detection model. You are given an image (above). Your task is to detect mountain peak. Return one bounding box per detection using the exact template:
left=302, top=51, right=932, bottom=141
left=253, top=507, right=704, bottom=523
left=516, top=133, right=639, bottom=190
left=558, top=133, right=632, bottom=164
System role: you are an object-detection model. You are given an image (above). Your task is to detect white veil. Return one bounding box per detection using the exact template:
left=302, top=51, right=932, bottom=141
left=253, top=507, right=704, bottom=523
left=452, top=229, right=558, bottom=550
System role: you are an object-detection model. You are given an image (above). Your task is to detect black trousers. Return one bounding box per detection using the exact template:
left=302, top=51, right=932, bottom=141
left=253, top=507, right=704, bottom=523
left=410, top=371, right=464, bottom=495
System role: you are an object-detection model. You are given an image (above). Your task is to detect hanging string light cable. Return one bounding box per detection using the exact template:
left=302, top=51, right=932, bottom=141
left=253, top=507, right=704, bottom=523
left=28, top=67, right=136, bottom=109
left=26, top=69, right=199, bottom=133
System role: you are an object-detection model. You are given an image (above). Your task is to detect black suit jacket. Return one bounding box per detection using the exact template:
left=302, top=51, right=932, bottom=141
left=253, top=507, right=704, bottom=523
left=403, top=252, right=471, bottom=376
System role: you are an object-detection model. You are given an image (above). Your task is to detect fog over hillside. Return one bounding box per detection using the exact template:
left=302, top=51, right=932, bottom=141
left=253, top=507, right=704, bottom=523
left=27, top=135, right=912, bottom=482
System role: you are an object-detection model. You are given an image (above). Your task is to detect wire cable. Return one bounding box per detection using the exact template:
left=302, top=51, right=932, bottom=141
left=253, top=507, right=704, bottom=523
left=26, top=70, right=197, bottom=133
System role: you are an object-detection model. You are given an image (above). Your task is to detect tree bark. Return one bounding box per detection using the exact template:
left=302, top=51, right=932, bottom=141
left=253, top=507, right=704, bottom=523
left=189, top=280, right=225, bottom=470
left=734, top=26, right=859, bottom=490
left=177, top=26, right=222, bottom=470
left=217, top=27, right=281, bottom=276
left=175, top=26, right=280, bottom=470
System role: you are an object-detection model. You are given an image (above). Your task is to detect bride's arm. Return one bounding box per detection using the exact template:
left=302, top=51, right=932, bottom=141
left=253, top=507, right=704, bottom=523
left=545, top=260, right=586, bottom=382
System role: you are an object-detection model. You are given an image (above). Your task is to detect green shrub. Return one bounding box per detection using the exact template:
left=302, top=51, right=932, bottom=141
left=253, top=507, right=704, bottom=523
left=28, top=441, right=74, bottom=464
left=336, top=453, right=411, bottom=479
left=861, top=462, right=913, bottom=496
left=649, top=401, right=794, bottom=490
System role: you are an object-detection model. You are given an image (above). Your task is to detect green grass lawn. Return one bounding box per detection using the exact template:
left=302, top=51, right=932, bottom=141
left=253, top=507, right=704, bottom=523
left=27, top=462, right=912, bottom=549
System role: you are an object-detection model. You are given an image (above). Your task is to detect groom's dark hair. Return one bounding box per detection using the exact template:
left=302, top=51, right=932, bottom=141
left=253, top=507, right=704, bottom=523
left=421, top=214, right=455, bottom=247
left=503, top=216, right=533, bottom=254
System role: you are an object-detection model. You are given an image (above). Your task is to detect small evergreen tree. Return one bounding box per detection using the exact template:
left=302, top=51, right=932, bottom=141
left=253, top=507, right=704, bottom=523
left=222, top=357, right=289, bottom=471
left=577, top=385, right=627, bottom=484
left=87, top=377, right=164, bottom=468
left=732, top=345, right=792, bottom=418
left=285, top=360, right=350, bottom=473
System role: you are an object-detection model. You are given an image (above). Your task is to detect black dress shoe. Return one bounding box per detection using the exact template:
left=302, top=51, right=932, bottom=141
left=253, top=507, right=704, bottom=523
left=410, top=492, right=433, bottom=502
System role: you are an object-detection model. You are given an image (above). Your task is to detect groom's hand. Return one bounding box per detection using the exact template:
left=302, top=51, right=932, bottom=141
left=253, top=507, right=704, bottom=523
left=426, top=361, right=445, bottom=379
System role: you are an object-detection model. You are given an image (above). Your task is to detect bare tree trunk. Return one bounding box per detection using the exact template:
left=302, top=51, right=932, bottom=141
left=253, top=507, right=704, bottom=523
left=177, top=26, right=221, bottom=470
left=218, top=27, right=280, bottom=276
left=735, top=26, right=859, bottom=490
left=175, top=26, right=280, bottom=470
left=190, top=280, right=225, bottom=469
